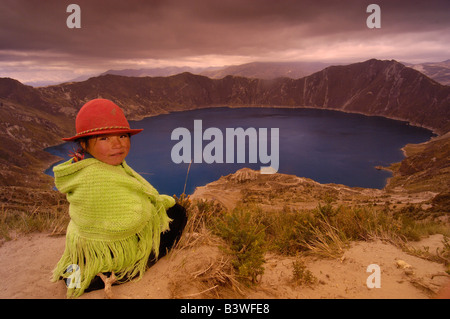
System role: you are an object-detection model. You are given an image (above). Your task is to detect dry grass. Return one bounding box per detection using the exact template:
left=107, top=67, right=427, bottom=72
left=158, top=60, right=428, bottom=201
left=1, top=189, right=448, bottom=298
left=301, top=217, right=348, bottom=259
left=174, top=194, right=224, bottom=250
left=0, top=203, right=69, bottom=242
left=170, top=195, right=247, bottom=297
left=173, top=195, right=450, bottom=298
left=171, top=254, right=245, bottom=299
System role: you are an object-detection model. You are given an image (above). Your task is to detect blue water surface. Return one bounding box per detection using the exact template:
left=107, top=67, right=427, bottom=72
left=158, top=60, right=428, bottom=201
left=45, top=107, right=434, bottom=195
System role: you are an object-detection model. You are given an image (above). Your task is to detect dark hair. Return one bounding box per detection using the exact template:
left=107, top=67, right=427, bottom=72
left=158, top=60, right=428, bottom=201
left=69, top=136, right=91, bottom=162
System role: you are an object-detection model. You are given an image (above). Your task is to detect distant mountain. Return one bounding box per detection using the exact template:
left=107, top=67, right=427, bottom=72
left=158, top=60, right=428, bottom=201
left=1, top=59, right=449, bottom=188
left=403, top=60, right=450, bottom=86
left=77, top=62, right=333, bottom=82
left=30, top=61, right=334, bottom=87
left=200, top=61, right=335, bottom=79
left=24, top=79, right=66, bottom=87
left=101, top=66, right=221, bottom=78
left=36, top=59, right=449, bottom=133
left=59, top=59, right=450, bottom=88
left=25, top=59, right=449, bottom=88
left=23, top=66, right=220, bottom=87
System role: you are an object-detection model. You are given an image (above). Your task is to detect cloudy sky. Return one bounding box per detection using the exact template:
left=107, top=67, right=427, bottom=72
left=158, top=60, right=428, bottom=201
left=1, top=0, right=449, bottom=85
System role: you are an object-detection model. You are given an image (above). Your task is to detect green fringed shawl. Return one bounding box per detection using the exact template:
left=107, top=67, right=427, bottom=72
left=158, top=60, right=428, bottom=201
left=51, top=158, right=175, bottom=298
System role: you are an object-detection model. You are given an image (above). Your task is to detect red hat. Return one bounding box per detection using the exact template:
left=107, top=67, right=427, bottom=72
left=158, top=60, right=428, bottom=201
left=62, top=99, right=143, bottom=141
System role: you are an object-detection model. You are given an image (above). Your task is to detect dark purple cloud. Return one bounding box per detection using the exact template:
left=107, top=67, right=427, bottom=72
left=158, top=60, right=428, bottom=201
left=0, top=0, right=448, bottom=83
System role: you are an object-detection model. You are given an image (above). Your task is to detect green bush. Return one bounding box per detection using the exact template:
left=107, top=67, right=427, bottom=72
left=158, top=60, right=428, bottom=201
left=259, top=208, right=317, bottom=255
left=292, top=258, right=317, bottom=286
left=186, top=198, right=450, bottom=282
left=213, top=208, right=266, bottom=283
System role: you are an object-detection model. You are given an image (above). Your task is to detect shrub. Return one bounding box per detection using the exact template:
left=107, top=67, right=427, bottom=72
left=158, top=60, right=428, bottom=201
left=1, top=204, right=69, bottom=240
left=259, top=208, right=316, bottom=255
left=292, top=258, right=317, bottom=286
left=213, top=208, right=266, bottom=283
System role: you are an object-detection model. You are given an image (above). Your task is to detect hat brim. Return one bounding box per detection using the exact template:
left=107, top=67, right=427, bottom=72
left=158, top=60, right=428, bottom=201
left=62, top=128, right=143, bottom=142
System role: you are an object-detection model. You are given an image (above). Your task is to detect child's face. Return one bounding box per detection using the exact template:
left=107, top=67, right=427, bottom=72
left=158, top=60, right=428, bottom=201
left=81, top=133, right=130, bottom=165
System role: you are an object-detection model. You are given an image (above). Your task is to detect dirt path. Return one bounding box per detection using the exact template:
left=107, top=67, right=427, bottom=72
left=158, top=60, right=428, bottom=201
left=0, top=232, right=448, bottom=299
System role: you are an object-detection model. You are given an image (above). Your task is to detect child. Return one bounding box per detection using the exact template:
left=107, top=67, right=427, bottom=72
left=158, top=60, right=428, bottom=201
left=51, top=99, right=187, bottom=298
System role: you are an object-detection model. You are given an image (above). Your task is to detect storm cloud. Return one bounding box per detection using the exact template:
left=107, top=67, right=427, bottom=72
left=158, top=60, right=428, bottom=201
left=1, top=0, right=449, bottom=84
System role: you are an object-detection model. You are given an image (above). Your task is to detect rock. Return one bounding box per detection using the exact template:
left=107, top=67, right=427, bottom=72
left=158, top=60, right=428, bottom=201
left=396, top=260, right=412, bottom=269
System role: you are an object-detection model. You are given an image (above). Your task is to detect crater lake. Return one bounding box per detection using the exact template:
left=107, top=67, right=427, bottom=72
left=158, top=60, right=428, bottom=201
left=45, top=107, right=435, bottom=195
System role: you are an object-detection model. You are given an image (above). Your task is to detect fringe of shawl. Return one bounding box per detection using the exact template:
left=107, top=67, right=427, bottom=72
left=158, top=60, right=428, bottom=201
left=52, top=208, right=171, bottom=298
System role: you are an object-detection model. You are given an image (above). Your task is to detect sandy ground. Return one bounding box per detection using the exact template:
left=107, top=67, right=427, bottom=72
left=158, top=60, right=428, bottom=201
left=0, top=232, right=449, bottom=299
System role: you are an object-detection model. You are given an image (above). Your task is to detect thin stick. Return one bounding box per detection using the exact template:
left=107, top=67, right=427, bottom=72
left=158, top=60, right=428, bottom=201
left=97, top=272, right=117, bottom=299
left=179, top=285, right=219, bottom=298
left=182, top=159, right=193, bottom=195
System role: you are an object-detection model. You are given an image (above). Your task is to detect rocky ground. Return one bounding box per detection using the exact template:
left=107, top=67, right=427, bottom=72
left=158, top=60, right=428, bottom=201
left=0, top=116, right=448, bottom=300
left=0, top=226, right=448, bottom=299
left=1, top=162, right=449, bottom=299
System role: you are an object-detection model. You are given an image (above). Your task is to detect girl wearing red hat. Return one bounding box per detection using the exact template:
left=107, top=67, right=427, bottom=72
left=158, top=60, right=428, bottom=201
left=51, top=99, right=187, bottom=298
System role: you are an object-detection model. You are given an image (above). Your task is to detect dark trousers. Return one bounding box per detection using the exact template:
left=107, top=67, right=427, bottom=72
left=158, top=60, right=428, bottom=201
left=85, top=203, right=187, bottom=292
left=147, top=203, right=188, bottom=266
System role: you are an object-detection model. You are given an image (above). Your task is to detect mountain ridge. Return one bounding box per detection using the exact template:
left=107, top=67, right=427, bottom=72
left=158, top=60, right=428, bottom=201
left=0, top=58, right=449, bottom=190
left=199, top=61, right=334, bottom=80
left=403, top=60, right=450, bottom=86
left=33, top=59, right=447, bottom=87
left=38, top=59, right=450, bottom=134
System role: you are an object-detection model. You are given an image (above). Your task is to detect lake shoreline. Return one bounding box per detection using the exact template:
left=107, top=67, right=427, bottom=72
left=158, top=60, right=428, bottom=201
left=43, top=106, right=435, bottom=194
left=127, top=104, right=441, bottom=136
